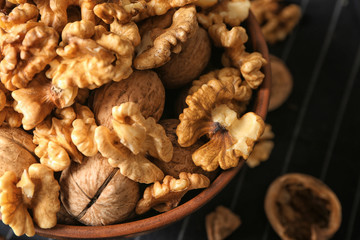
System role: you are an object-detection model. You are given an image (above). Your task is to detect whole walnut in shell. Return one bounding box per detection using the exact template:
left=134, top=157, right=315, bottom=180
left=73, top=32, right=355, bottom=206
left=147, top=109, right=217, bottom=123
left=0, top=126, right=37, bottom=178
left=60, top=153, right=139, bottom=226
left=156, top=27, right=212, bottom=89
left=152, top=119, right=218, bottom=181
left=93, top=70, right=165, bottom=128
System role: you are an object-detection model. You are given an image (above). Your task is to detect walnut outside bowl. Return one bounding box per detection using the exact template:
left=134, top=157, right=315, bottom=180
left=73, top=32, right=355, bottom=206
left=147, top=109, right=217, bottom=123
left=34, top=11, right=271, bottom=239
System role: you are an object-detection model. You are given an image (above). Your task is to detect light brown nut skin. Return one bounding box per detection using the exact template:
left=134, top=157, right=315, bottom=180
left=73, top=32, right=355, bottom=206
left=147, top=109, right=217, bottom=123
left=152, top=119, right=218, bottom=181
left=268, top=55, right=293, bottom=111
left=60, top=153, right=139, bottom=226
left=93, top=70, right=165, bottom=128
left=0, top=126, right=37, bottom=178
left=265, top=173, right=342, bottom=240
left=156, top=27, right=212, bottom=89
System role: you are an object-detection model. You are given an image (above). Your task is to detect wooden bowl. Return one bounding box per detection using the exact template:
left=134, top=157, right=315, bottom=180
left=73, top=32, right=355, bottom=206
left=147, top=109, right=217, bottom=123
left=35, top=11, right=271, bottom=239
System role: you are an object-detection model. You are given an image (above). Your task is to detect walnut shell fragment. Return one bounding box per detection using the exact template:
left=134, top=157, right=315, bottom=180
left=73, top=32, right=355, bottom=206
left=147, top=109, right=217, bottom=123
left=135, top=172, right=210, bottom=215
left=177, top=69, right=265, bottom=172
left=268, top=55, right=293, bottom=111
left=265, top=173, right=342, bottom=240
left=60, top=153, right=139, bottom=226
left=134, top=5, right=198, bottom=70
left=93, top=70, right=165, bottom=128
left=206, top=206, right=241, bottom=240
left=0, top=126, right=37, bottom=178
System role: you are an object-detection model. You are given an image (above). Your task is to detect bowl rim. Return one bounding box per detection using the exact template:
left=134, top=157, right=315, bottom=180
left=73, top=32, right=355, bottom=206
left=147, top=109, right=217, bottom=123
left=34, top=10, right=271, bottom=239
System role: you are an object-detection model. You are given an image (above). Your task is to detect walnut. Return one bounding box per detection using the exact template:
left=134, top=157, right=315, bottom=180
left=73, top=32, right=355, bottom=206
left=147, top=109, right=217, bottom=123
left=12, top=72, right=78, bottom=130
left=60, top=153, right=139, bottom=226
left=246, top=123, right=274, bottom=168
left=134, top=5, right=199, bottom=70
left=46, top=19, right=139, bottom=90
left=156, top=27, right=212, bottom=89
left=0, top=164, right=60, bottom=236
left=251, top=0, right=301, bottom=44
left=0, top=171, right=34, bottom=236
left=95, top=102, right=173, bottom=183
left=93, top=1, right=147, bottom=25
left=134, top=0, right=197, bottom=21
left=71, top=104, right=98, bottom=157
left=0, top=126, right=37, bottom=178
left=268, top=55, right=293, bottom=111
left=135, top=172, right=210, bottom=215
left=0, top=4, right=59, bottom=91
left=0, top=3, right=38, bottom=30
left=176, top=75, right=265, bottom=171
left=265, top=173, right=342, bottom=240
left=33, top=107, right=83, bottom=171
left=93, top=70, right=165, bottom=128
left=206, top=206, right=241, bottom=240
left=0, top=82, right=22, bottom=128
left=152, top=119, right=218, bottom=180
left=34, top=0, right=98, bottom=32
left=197, top=0, right=251, bottom=29
left=208, top=23, right=267, bottom=89
left=189, top=68, right=253, bottom=115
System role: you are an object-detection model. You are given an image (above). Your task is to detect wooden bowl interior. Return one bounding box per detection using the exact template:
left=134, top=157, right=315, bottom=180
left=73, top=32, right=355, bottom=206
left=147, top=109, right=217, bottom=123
left=34, top=11, right=271, bottom=239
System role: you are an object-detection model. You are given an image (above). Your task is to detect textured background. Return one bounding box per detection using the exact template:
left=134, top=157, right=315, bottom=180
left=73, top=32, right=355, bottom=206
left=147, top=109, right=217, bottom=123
left=1, top=0, right=360, bottom=239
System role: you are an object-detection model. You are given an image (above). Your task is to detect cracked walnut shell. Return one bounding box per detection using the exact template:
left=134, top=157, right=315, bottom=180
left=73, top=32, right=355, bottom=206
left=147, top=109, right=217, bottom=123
left=265, top=173, right=341, bottom=240
left=60, top=153, right=139, bottom=226
left=135, top=172, right=210, bottom=215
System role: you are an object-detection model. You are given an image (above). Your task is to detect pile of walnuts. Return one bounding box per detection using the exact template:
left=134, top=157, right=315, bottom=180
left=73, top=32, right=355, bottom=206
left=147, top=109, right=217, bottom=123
left=0, top=0, right=271, bottom=237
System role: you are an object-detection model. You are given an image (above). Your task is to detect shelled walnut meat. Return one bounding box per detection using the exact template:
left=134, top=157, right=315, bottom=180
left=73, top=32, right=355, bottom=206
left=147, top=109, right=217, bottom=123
left=0, top=0, right=269, bottom=235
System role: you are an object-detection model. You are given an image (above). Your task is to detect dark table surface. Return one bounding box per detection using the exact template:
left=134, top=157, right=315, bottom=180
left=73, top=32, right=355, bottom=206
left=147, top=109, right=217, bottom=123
left=1, top=0, right=360, bottom=239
